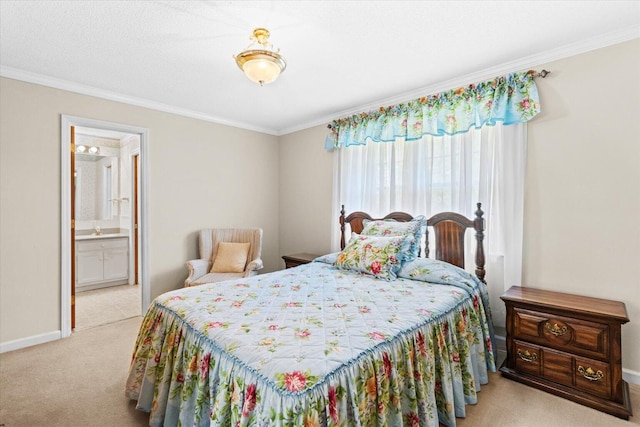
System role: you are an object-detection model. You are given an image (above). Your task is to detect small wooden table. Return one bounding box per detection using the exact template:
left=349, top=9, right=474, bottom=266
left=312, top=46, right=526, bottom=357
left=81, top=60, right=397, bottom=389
left=282, top=253, right=320, bottom=269
left=499, top=286, right=632, bottom=419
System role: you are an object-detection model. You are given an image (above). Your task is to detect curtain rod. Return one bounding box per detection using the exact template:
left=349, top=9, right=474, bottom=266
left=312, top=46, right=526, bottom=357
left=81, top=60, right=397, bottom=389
left=327, top=69, right=551, bottom=129
left=534, top=69, right=551, bottom=78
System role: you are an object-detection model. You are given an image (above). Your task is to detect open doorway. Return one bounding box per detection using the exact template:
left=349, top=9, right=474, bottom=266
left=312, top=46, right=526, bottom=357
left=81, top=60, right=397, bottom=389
left=73, top=127, right=140, bottom=330
left=61, top=116, right=149, bottom=337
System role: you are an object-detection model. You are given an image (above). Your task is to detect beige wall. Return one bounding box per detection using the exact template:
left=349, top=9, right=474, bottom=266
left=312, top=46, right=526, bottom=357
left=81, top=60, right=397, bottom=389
left=2, top=39, right=638, bottom=376
left=524, top=39, right=640, bottom=373
left=277, top=40, right=640, bottom=375
left=278, top=126, right=334, bottom=257
left=0, top=78, right=280, bottom=343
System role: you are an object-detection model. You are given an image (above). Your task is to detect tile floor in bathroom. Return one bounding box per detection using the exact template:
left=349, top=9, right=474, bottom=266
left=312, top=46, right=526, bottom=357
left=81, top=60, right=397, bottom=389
left=75, top=284, right=141, bottom=330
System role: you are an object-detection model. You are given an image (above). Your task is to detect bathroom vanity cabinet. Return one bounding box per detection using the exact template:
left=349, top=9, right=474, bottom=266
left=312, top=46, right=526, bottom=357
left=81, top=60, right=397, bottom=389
left=76, top=235, right=129, bottom=291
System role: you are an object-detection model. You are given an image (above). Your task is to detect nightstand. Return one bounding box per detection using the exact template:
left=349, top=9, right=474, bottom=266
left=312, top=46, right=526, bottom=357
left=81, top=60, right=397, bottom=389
left=499, top=286, right=632, bottom=419
left=282, top=253, right=320, bottom=269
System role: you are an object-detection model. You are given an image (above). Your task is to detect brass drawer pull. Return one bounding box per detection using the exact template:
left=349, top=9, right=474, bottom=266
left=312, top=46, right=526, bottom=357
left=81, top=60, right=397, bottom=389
left=578, top=365, right=603, bottom=382
left=545, top=322, right=568, bottom=337
left=517, top=348, right=537, bottom=362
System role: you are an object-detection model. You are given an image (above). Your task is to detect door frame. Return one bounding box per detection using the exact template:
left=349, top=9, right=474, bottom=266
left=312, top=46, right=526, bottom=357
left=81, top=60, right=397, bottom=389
left=129, top=149, right=140, bottom=286
left=60, top=115, right=150, bottom=338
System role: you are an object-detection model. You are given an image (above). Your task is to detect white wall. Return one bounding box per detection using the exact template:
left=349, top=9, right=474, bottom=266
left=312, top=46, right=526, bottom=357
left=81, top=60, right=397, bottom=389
left=277, top=40, right=640, bottom=376
left=0, top=78, right=280, bottom=344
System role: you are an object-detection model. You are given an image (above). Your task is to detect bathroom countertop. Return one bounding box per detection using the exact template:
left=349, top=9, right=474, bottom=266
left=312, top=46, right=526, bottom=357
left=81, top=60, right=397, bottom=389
left=75, top=233, right=129, bottom=241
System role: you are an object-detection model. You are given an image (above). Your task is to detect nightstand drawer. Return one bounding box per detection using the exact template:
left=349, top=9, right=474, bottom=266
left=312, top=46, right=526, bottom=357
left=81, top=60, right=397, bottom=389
left=513, top=307, right=609, bottom=360
left=513, top=340, right=612, bottom=397
left=514, top=340, right=541, bottom=376
left=575, top=356, right=611, bottom=399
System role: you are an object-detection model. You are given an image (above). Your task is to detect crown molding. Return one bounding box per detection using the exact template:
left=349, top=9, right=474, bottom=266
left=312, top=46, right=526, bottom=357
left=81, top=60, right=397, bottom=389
left=278, top=25, right=640, bottom=136
left=0, top=66, right=280, bottom=136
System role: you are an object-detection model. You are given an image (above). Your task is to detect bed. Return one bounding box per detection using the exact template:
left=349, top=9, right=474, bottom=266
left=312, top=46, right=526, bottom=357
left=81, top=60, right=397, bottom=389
left=126, top=204, right=496, bottom=427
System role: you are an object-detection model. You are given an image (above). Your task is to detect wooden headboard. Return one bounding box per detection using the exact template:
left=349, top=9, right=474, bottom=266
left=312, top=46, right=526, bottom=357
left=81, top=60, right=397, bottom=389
left=340, top=203, right=486, bottom=283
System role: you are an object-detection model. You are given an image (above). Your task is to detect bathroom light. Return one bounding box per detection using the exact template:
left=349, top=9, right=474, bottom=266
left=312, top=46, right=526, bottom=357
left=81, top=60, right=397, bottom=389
left=76, top=145, right=100, bottom=155
left=234, top=28, right=286, bottom=86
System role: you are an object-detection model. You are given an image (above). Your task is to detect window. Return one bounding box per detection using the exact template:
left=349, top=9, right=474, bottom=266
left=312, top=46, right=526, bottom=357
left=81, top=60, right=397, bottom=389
left=332, top=122, right=527, bottom=315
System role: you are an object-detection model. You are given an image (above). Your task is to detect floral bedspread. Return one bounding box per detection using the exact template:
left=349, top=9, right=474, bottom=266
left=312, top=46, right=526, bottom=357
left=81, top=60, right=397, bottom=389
left=126, top=257, right=496, bottom=427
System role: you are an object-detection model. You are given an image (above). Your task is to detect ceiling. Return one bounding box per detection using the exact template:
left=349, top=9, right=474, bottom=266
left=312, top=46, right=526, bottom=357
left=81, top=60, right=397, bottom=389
left=1, top=1, right=638, bottom=136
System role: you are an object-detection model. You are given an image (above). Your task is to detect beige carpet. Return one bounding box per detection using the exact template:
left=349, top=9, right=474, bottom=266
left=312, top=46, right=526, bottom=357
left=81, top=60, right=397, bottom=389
left=0, top=317, right=149, bottom=427
left=75, top=284, right=141, bottom=330
left=0, top=316, right=637, bottom=427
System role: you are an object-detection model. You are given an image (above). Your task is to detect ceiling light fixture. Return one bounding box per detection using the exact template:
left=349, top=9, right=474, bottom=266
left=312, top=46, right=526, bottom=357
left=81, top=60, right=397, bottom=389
left=234, top=28, right=286, bottom=86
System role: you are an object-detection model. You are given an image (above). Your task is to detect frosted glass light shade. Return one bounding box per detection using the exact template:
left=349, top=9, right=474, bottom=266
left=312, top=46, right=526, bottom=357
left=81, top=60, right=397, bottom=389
left=243, top=57, right=282, bottom=85
left=234, top=28, right=286, bottom=86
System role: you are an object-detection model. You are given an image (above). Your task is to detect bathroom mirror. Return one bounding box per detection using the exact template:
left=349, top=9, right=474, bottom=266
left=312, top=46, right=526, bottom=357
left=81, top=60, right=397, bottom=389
left=75, top=153, right=119, bottom=221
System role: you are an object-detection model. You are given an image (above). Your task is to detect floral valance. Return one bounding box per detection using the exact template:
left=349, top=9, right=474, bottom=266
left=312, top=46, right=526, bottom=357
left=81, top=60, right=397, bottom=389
left=325, top=70, right=540, bottom=150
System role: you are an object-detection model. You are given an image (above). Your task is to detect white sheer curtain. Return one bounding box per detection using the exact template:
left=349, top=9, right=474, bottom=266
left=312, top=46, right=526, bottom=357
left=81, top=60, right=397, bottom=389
left=331, top=122, right=526, bottom=323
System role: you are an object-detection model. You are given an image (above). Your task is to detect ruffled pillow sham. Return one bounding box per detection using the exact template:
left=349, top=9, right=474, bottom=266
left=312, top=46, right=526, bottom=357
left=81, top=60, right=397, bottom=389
left=335, top=233, right=413, bottom=280
left=360, top=215, right=426, bottom=259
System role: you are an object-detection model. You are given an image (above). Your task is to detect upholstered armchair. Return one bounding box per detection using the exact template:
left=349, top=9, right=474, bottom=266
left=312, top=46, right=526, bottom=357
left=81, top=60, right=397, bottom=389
left=185, top=228, right=263, bottom=287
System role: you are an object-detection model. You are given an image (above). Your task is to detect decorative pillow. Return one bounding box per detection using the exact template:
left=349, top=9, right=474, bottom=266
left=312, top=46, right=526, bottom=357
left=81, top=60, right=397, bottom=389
left=335, top=233, right=413, bottom=280
left=360, top=215, right=426, bottom=259
left=211, top=242, right=250, bottom=273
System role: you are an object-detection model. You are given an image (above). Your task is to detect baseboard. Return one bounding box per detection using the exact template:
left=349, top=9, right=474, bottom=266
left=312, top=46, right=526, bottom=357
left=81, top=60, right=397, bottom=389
left=0, top=330, right=61, bottom=354
left=623, top=368, right=640, bottom=385
left=493, top=331, right=640, bottom=385
left=494, top=331, right=507, bottom=365
left=494, top=331, right=506, bottom=349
